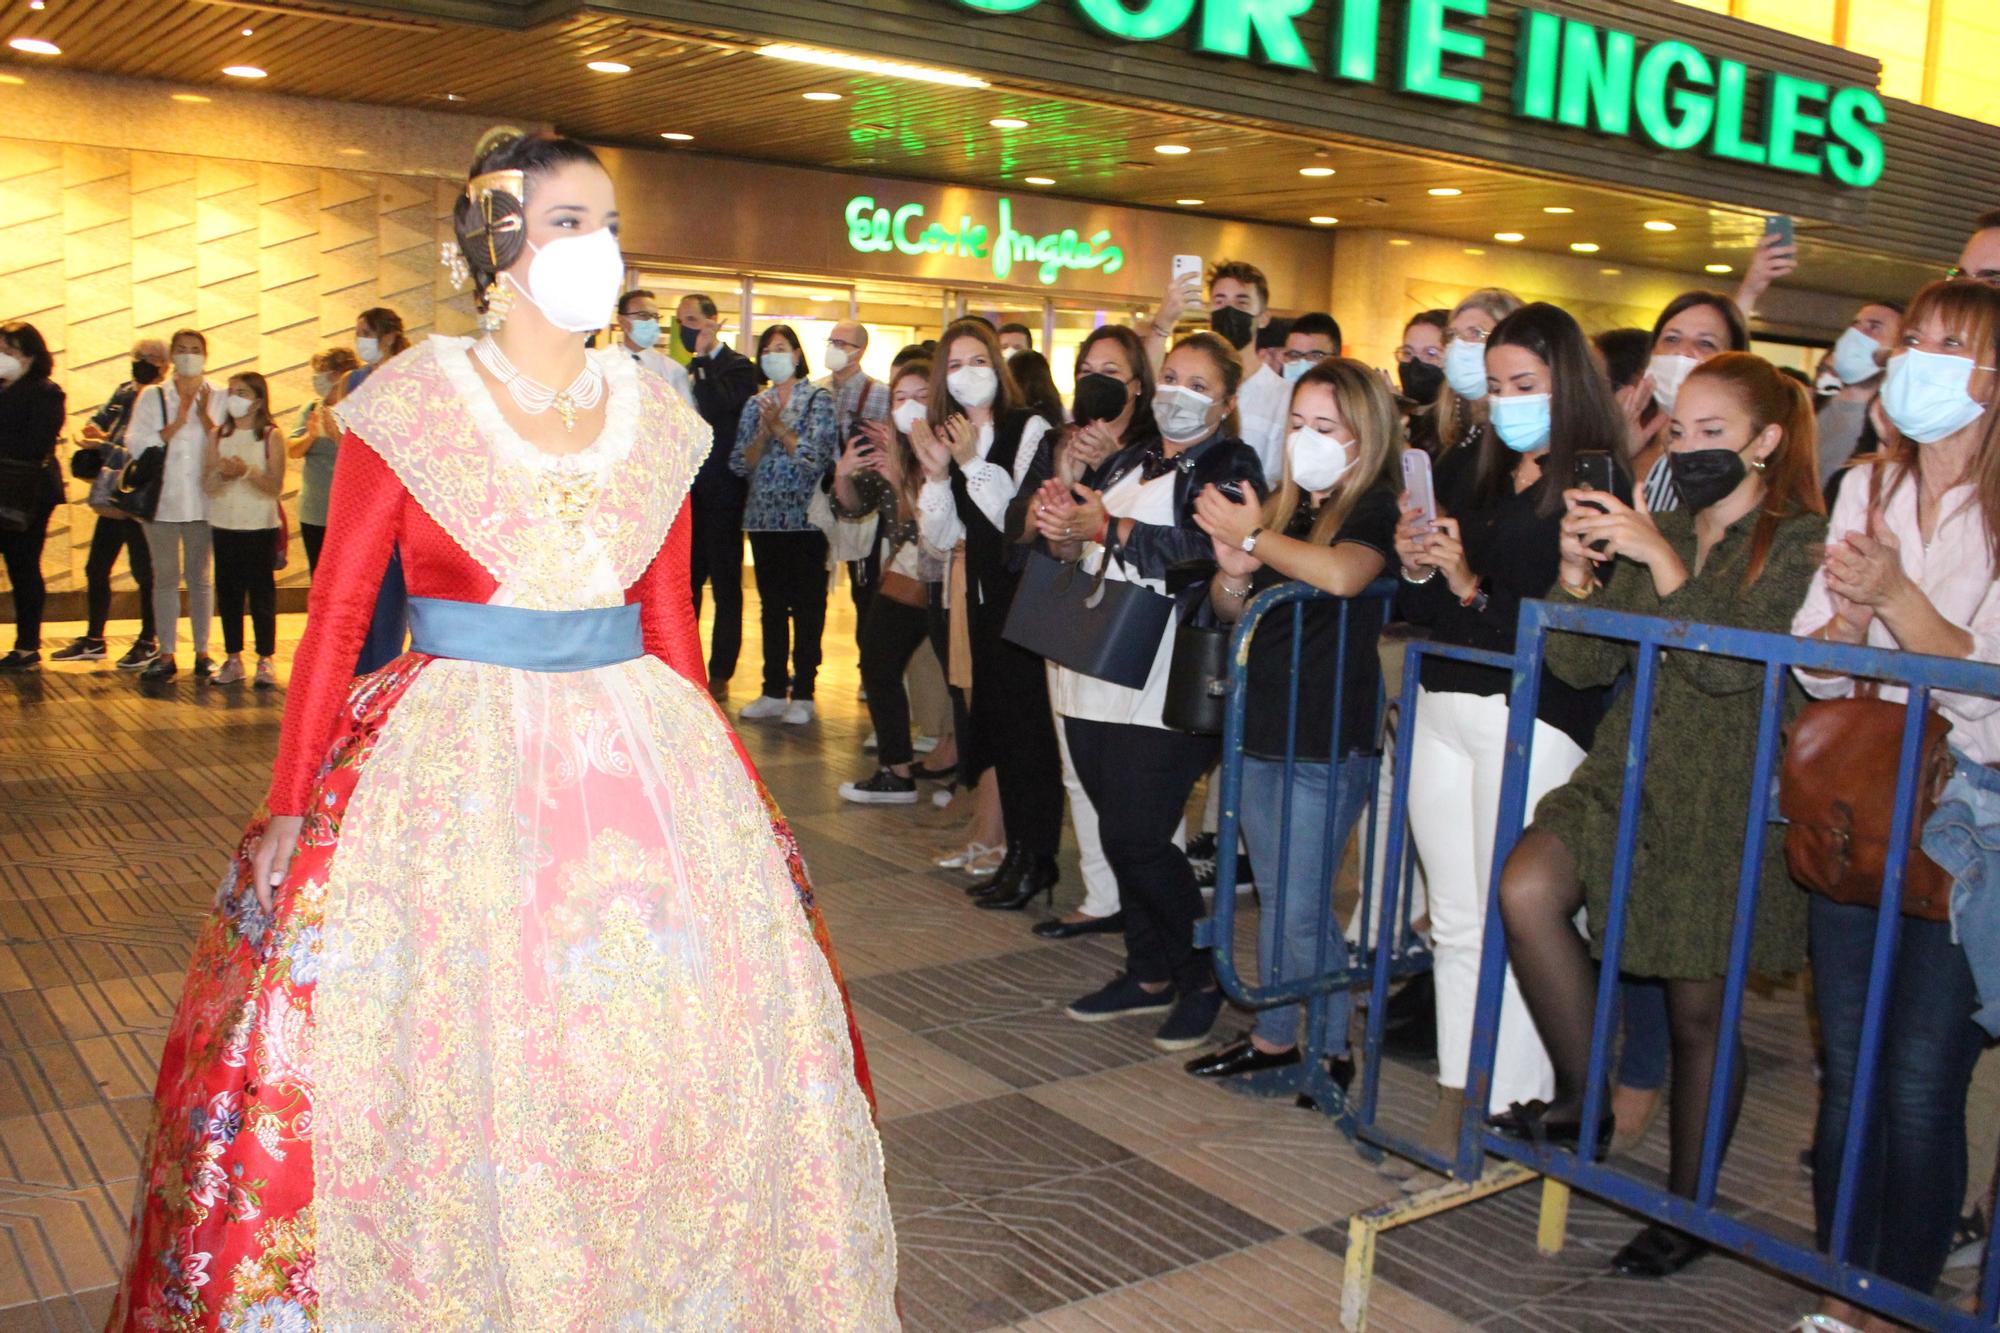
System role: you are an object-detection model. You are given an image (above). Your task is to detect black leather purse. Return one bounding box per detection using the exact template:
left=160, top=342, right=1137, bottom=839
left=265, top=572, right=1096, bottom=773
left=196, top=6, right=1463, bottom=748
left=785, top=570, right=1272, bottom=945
left=1002, top=548, right=1173, bottom=689
left=1163, top=603, right=1231, bottom=734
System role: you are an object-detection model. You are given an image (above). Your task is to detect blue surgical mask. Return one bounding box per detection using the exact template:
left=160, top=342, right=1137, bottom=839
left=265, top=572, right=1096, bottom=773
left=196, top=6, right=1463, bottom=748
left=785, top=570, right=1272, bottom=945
left=1830, top=325, right=1882, bottom=386
left=760, top=350, right=796, bottom=384
left=1880, top=349, right=1992, bottom=444
left=1443, top=338, right=1487, bottom=400
left=1281, top=359, right=1312, bottom=384
left=1489, top=392, right=1552, bottom=453
left=627, top=318, right=662, bottom=350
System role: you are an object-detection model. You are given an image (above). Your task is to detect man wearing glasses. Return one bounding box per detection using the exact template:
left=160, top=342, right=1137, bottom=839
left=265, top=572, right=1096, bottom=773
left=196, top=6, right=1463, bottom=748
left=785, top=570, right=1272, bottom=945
left=1277, top=312, right=1343, bottom=384
left=1953, top=209, right=2000, bottom=285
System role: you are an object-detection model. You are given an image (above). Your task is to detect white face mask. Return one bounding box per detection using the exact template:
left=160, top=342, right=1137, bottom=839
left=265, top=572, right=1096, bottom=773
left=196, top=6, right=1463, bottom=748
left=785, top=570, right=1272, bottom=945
left=1880, top=348, right=1992, bottom=444
left=172, top=352, right=205, bottom=378
left=760, top=350, right=797, bottom=384
left=823, top=343, right=851, bottom=374
left=1286, top=426, right=1354, bottom=492
left=312, top=372, right=335, bottom=397
left=892, top=399, right=927, bottom=434
left=0, top=353, right=22, bottom=383
left=354, top=335, right=381, bottom=365
left=226, top=393, right=255, bottom=420
left=1153, top=383, right=1218, bottom=445
left=947, top=364, right=999, bottom=410
left=1647, top=353, right=1699, bottom=412
left=1001, top=346, right=1020, bottom=361
left=1831, top=325, right=1883, bottom=386
left=1815, top=371, right=1843, bottom=396
left=505, top=224, right=626, bottom=334
left=1443, top=338, right=1488, bottom=400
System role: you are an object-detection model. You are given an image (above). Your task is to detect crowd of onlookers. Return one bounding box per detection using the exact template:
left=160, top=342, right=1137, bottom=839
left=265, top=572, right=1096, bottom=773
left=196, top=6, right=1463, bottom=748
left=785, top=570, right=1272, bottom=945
left=3, top=206, right=1999, bottom=1327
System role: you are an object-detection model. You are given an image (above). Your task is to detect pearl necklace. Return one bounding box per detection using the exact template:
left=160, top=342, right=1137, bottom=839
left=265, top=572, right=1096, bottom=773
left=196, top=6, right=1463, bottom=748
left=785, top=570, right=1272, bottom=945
left=472, top=336, right=605, bottom=431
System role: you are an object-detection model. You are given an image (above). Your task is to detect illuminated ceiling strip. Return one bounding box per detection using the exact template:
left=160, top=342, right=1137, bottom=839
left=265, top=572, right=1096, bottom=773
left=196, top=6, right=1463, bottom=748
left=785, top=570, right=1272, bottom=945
left=757, top=43, right=989, bottom=89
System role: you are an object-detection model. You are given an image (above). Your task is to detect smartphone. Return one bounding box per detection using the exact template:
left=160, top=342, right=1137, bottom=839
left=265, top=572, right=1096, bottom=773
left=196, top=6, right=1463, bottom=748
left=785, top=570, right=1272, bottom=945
left=1764, top=214, right=1795, bottom=249
left=1572, top=450, right=1614, bottom=553
left=1172, top=254, right=1203, bottom=291
left=1216, top=479, right=1246, bottom=503
left=1401, top=450, right=1436, bottom=531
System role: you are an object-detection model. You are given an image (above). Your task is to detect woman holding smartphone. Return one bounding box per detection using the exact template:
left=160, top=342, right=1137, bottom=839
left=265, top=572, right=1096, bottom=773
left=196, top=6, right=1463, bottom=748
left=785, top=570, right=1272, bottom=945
left=1394, top=302, right=1629, bottom=1159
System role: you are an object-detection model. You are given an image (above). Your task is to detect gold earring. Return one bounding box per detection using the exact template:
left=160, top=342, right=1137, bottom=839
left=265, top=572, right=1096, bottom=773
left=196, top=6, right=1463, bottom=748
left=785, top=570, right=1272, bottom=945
left=480, top=275, right=515, bottom=332
left=1749, top=455, right=1768, bottom=472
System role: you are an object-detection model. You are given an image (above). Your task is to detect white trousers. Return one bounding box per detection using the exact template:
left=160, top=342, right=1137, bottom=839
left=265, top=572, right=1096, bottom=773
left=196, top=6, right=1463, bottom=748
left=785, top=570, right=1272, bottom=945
left=143, top=519, right=212, bottom=658
left=1055, top=712, right=1121, bottom=920
left=1406, top=688, right=1584, bottom=1112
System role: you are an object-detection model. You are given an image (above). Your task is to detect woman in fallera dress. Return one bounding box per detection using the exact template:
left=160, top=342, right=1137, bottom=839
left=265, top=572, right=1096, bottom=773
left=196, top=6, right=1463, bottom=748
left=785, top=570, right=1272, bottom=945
left=107, top=129, right=898, bottom=1331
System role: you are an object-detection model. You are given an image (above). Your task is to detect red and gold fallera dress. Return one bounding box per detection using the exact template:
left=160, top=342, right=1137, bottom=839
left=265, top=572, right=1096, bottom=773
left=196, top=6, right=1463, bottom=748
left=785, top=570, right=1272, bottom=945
left=107, top=338, right=898, bottom=1330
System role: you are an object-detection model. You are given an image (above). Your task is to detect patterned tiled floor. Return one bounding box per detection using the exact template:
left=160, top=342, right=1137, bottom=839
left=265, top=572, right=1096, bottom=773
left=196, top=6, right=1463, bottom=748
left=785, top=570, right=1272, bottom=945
left=0, top=597, right=1912, bottom=1331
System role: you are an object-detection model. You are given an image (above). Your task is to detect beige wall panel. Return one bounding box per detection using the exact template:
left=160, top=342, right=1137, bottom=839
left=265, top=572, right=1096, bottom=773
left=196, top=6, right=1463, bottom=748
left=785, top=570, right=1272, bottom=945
left=196, top=222, right=259, bottom=290
left=257, top=163, right=318, bottom=208
left=316, top=197, right=378, bottom=254
left=260, top=234, right=319, bottom=294
left=259, top=190, right=320, bottom=251
left=317, top=170, right=376, bottom=212
left=62, top=173, right=131, bottom=238
left=8, top=259, right=65, bottom=323
left=0, top=139, right=60, bottom=185
left=375, top=174, right=429, bottom=217
left=130, top=181, right=195, bottom=241
left=132, top=226, right=196, bottom=286
left=2, top=215, right=63, bottom=281
left=127, top=153, right=196, bottom=196
left=61, top=144, right=126, bottom=190
left=194, top=157, right=259, bottom=203
left=195, top=187, right=257, bottom=248
left=260, top=276, right=317, bottom=339
left=0, top=166, right=60, bottom=228
left=66, top=219, right=132, bottom=284
left=132, top=266, right=197, bottom=332
left=378, top=209, right=433, bottom=265
left=64, top=267, right=134, bottom=331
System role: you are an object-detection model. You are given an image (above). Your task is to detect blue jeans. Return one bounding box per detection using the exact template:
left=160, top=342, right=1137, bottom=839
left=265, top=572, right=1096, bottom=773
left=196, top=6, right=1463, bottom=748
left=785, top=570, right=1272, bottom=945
left=1240, top=755, right=1373, bottom=1052
left=355, top=548, right=408, bottom=675
left=1923, top=748, right=2000, bottom=1038
left=1809, top=894, right=1985, bottom=1294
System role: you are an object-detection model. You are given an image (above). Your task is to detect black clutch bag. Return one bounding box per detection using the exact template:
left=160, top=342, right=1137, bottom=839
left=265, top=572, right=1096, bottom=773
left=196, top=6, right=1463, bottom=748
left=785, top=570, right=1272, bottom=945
left=1162, top=608, right=1231, bottom=734
left=1002, top=548, right=1173, bottom=689
left=109, top=447, right=166, bottom=521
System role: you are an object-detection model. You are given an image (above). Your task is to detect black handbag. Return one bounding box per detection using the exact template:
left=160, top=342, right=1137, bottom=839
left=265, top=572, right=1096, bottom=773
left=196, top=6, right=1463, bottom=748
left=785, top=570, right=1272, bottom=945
left=1163, top=606, right=1231, bottom=735
left=1002, top=548, right=1173, bottom=689
left=108, top=388, right=169, bottom=521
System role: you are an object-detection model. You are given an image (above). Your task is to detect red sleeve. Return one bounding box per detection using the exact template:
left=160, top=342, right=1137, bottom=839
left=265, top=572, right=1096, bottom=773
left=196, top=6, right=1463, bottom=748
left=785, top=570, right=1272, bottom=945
left=630, top=506, right=708, bottom=691
left=268, top=433, right=404, bottom=815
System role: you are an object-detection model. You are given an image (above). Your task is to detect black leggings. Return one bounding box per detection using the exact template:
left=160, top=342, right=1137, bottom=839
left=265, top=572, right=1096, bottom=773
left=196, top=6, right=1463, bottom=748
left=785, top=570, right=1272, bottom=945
left=968, top=598, right=1063, bottom=856
left=748, top=530, right=829, bottom=700
left=0, top=504, right=54, bottom=652
left=300, top=522, right=326, bottom=575
left=211, top=527, right=277, bottom=657
left=1064, top=716, right=1218, bottom=992
left=858, top=590, right=931, bottom=767
left=84, top=513, right=156, bottom=641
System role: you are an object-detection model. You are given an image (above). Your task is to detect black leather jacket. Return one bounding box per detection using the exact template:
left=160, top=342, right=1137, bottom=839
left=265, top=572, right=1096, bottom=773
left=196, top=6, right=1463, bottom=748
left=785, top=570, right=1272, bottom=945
left=1081, top=431, right=1266, bottom=612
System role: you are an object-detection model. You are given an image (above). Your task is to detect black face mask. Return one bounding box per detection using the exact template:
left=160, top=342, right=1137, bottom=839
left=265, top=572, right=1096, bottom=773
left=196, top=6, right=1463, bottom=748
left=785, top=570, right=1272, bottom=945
left=677, top=323, right=699, bottom=353
left=131, top=359, right=163, bottom=385
left=1209, top=306, right=1256, bottom=351
left=1666, top=447, right=1748, bottom=514
left=1399, top=359, right=1444, bottom=404
left=1071, top=372, right=1131, bottom=427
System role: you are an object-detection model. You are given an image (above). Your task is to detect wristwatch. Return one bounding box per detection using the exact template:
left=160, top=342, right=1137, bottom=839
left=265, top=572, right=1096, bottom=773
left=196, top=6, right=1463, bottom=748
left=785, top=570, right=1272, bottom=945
left=1241, top=526, right=1263, bottom=555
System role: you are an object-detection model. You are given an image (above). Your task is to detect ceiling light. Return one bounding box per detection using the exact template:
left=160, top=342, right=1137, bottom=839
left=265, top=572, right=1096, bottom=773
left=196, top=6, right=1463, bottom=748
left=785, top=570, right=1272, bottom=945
left=1154, top=143, right=1191, bottom=156
left=759, top=43, right=988, bottom=88
left=1309, top=216, right=1338, bottom=225
left=28, top=1, right=43, bottom=8
left=172, top=93, right=211, bottom=103
left=1543, top=205, right=1575, bottom=215
left=1600, top=267, right=1623, bottom=276
left=222, top=64, right=266, bottom=78
left=1494, top=232, right=1525, bottom=243
left=442, top=93, right=465, bottom=102
left=660, top=131, right=693, bottom=141
left=241, top=27, right=254, bottom=37
left=1389, top=238, right=1412, bottom=247
left=1705, top=263, right=1733, bottom=274
left=802, top=91, right=843, bottom=102
left=1300, top=166, right=1335, bottom=178
left=1175, top=198, right=1204, bottom=206
left=989, top=116, right=1028, bottom=130
left=0, top=73, right=23, bottom=84
left=1464, top=247, right=1486, bottom=256
left=1427, top=187, right=1463, bottom=197
left=1570, top=242, right=1600, bottom=253
left=1024, top=176, right=1056, bottom=186
left=8, top=37, right=60, bottom=55
left=587, top=60, right=631, bottom=74
left=1644, top=220, right=1677, bottom=233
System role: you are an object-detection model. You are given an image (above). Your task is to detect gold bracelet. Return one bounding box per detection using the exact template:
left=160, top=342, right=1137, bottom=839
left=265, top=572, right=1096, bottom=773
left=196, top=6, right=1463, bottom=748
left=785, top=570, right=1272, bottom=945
left=1560, top=577, right=1594, bottom=600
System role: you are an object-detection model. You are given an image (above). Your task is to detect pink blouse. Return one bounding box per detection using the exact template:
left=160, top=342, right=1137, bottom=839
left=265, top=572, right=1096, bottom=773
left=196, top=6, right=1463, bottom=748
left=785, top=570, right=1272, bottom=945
left=1792, top=462, right=2000, bottom=764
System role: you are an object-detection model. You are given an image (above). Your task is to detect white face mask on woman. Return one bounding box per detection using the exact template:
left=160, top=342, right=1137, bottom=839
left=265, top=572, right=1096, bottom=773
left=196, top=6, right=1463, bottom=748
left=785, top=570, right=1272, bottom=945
left=226, top=393, right=255, bottom=420
left=172, top=352, right=205, bottom=378
left=760, top=350, right=797, bottom=384
left=355, top=336, right=382, bottom=366
left=1285, top=425, right=1355, bottom=492
left=947, top=364, right=998, bottom=410
left=503, top=224, right=626, bottom=335
left=1443, top=338, right=1488, bottom=400
left=1153, top=384, right=1218, bottom=445
left=1647, top=354, right=1698, bottom=412
left=891, top=399, right=927, bottom=434
left=1880, top=348, right=1993, bottom=443
left=0, top=353, right=22, bottom=384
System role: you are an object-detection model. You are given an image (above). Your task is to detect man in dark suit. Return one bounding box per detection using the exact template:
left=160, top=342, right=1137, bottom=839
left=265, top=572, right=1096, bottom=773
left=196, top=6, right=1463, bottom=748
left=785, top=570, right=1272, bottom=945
left=677, top=293, right=760, bottom=698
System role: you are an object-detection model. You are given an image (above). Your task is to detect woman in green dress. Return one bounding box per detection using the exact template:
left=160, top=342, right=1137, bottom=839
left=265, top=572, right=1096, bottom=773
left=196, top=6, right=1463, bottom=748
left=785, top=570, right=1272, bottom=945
left=1490, top=352, right=1827, bottom=1278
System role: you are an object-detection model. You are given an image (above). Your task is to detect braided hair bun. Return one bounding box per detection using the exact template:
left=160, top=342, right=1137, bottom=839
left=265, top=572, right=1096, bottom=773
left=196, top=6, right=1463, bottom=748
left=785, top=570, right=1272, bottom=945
left=450, top=126, right=606, bottom=313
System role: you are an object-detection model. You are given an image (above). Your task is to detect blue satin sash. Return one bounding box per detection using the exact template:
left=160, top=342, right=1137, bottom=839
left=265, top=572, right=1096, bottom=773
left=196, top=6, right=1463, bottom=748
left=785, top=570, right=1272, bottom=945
left=406, top=597, right=643, bottom=673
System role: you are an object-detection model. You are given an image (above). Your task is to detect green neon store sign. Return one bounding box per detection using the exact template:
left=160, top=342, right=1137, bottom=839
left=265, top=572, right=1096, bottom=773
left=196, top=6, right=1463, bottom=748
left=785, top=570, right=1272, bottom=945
left=844, top=195, right=1127, bottom=285
left=948, top=0, right=1886, bottom=187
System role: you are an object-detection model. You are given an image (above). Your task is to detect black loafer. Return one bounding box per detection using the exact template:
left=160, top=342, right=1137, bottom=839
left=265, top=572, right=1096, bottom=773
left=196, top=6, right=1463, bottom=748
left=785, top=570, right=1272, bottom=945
left=1486, top=1100, right=1616, bottom=1160
left=1185, top=1037, right=1300, bottom=1079
left=1611, top=1222, right=1709, bottom=1278
left=1032, top=911, right=1125, bottom=940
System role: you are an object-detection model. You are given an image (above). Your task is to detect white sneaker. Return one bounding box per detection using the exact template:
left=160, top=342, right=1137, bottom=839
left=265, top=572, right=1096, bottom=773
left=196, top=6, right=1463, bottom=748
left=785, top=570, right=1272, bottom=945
left=863, top=730, right=878, bottom=752
left=783, top=699, right=817, bottom=725
left=912, top=734, right=940, bottom=754
left=740, top=695, right=788, bottom=720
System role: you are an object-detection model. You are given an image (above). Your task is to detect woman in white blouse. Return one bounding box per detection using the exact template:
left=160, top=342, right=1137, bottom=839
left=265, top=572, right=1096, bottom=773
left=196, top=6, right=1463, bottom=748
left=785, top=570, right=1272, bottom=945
left=125, top=327, right=219, bottom=683
left=203, top=372, right=287, bottom=688
left=1791, top=277, right=2000, bottom=1321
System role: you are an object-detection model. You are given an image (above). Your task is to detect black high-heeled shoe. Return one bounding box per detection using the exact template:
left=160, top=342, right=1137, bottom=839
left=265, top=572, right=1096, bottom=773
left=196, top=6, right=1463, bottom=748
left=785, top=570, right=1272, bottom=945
left=1611, top=1222, right=1709, bottom=1278
left=967, top=842, right=1024, bottom=897
left=976, top=855, right=1059, bottom=911
left=1485, top=1099, right=1616, bottom=1161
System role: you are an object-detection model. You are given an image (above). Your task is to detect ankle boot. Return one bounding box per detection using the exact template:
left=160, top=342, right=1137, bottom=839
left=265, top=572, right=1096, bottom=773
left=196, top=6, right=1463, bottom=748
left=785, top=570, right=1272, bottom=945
left=968, top=842, right=1025, bottom=897
left=976, top=855, right=1059, bottom=911
left=1420, top=1083, right=1466, bottom=1162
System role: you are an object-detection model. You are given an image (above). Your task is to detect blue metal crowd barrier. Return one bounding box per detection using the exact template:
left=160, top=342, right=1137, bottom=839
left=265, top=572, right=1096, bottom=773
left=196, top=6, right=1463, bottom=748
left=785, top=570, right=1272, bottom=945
left=1346, top=598, right=2000, bottom=1332
left=1197, top=577, right=1428, bottom=1138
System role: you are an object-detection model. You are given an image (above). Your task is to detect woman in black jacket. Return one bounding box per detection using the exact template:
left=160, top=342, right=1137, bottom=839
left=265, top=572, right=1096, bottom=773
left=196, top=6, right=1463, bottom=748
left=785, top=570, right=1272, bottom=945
left=1030, top=331, right=1267, bottom=1052
left=0, top=322, right=67, bottom=673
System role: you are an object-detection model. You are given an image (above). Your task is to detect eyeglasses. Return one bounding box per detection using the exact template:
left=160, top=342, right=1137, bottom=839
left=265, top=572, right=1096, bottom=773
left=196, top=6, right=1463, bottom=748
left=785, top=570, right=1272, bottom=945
left=1281, top=349, right=1330, bottom=364
left=828, top=337, right=864, bottom=352
left=1445, top=326, right=1490, bottom=345
left=1395, top=346, right=1446, bottom=365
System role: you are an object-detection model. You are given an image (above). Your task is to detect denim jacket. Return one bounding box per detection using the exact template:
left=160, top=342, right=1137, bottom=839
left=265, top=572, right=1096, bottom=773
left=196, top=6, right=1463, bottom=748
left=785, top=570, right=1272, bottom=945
left=1919, top=746, right=2000, bottom=1037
